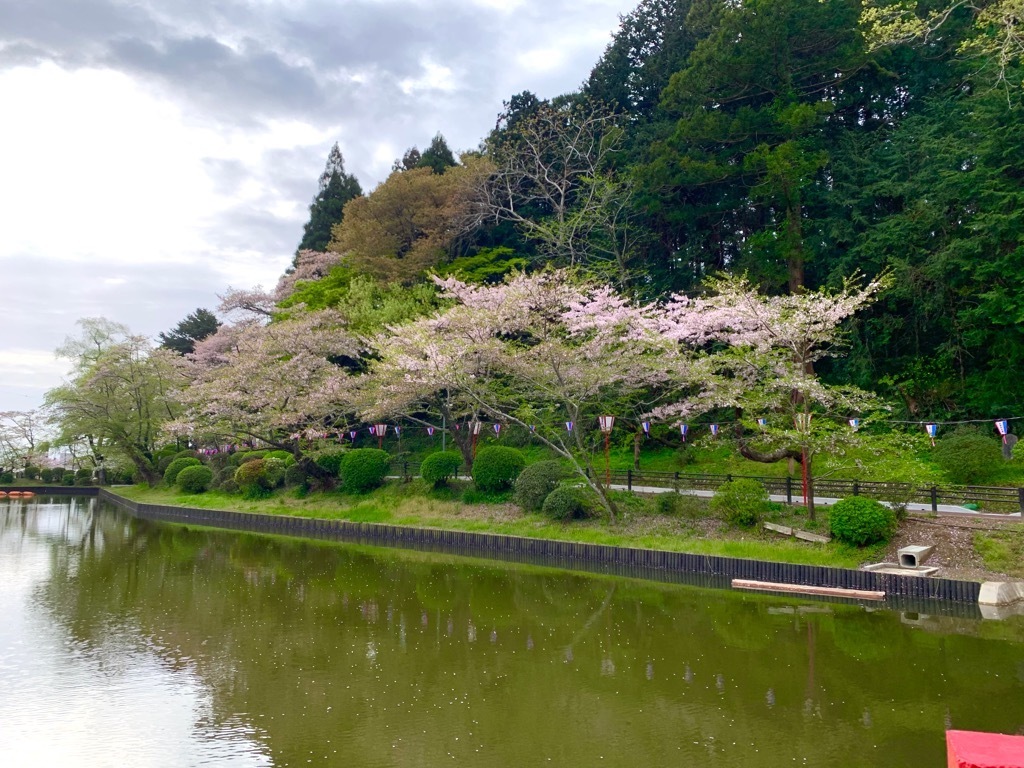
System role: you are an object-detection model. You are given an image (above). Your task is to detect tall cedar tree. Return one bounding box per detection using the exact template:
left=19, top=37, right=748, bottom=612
left=295, top=144, right=362, bottom=262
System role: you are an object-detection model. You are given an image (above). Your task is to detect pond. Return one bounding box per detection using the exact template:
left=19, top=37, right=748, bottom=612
left=1, top=496, right=1023, bottom=767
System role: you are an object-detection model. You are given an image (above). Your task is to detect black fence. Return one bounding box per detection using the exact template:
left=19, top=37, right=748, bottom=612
left=391, top=462, right=1024, bottom=514
left=96, top=489, right=983, bottom=612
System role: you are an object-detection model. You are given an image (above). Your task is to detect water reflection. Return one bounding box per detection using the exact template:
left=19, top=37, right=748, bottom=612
left=1, top=497, right=1023, bottom=767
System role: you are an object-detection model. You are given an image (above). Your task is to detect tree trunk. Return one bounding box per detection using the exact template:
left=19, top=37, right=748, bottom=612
left=633, top=431, right=641, bottom=470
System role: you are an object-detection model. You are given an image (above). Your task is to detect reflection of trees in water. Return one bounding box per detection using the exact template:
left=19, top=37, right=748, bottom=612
left=19, top=500, right=1024, bottom=766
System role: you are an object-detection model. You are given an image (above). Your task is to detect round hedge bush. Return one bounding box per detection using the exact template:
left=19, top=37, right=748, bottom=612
left=314, top=450, right=346, bottom=476
left=164, top=457, right=201, bottom=485
left=471, top=446, right=526, bottom=492
left=421, top=451, right=463, bottom=486
left=541, top=486, right=586, bottom=520
left=266, top=450, right=297, bottom=466
left=0, top=472, right=13, bottom=484
left=932, top=430, right=1003, bottom=485
left=513, top=460, right=565, bottom=511
left=234, top=458, right=270, bottom=497
left=263, top=457, right=288, bottom=488
left=284, top=463, right=308, bottom=487
left=176, top=464, right=213, bottom=493
left=340, top=448, right=390, bottom=493
left=829, top=497, right=896, bottom=546
left=710, top=478, right=769, bottom=527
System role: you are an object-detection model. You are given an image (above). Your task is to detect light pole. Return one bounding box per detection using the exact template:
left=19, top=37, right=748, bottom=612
left=598, top=416, right=615, bottom=487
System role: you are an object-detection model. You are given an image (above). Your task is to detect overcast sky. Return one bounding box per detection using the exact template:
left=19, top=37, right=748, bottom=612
left=0, top=0, right=630, bottom=412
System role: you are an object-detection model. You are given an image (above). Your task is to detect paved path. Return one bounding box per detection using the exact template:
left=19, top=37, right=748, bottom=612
left=612, top=484, right=1022, bottom=520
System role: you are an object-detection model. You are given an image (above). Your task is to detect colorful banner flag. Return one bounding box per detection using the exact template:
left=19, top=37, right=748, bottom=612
left=565, top=421, right=574, bottom=432
left=641, top=421, right=651, bottom=435
left=996, top=419, right=1009, bottom=443
left=848, top=418, right=861, bottom=431
left=427, top=426, right=435, bottom=436
left=679, top=424, right=688, bottom=441
left=925, top=423, right=938, bottom=447
left=493, top=423, right=501, bottom=435
left=349, top=431, right=357, bottom=440
left=709, top=424, right=719, bottom=437
left=756, top=418, right=767, bottom=428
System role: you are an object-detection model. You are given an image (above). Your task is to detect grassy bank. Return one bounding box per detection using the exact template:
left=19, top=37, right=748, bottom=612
left=112, top=481, right=883, bottom=570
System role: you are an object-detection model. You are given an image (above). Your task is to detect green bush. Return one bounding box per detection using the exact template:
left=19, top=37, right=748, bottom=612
left=0, top=472, right=13, bottom=484
left=829, top=497, right=896, bottom=546
left=62, top=470, right=75, bottom=486
left=710, top=478, right=769, bottom=527
left=266, top=450, right=297, bottom=467
left=340, top=449, right=390, bottom=493
left=23, top=465, right=39, bottom=480
left=172, top=449, right=197, bottom=460
left=513, top=460, right=565, bottom=511
left=39, top=468, right=54, bottom=483
left=932, top=430, right=1003, bottom=485
left=238, top=451, right=268, bottom=465
left=234, top=459, right=271, bottom=498
left=176, top=465, right=213, bottom=493
left=471, top=446, right=526, bottom=492
left=263, top=457, right=288, bottom=488
left=164, top=457, right=202, bottom=486
left=314, top=450, right=346, bottom=476
left=284, top=463, right=308, bottom=487
left=541, top=486, right=587, bottom=520
left=421, top=451, right=463, bottom=486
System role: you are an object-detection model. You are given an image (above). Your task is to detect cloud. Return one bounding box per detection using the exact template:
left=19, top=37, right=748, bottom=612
left=0, top=0, right=629, bottom=410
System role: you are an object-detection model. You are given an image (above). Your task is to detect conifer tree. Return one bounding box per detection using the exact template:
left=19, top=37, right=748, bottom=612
left=295, top=144, right=362, bottom=261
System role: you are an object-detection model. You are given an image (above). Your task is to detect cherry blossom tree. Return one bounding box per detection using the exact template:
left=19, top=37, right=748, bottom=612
left=168, top=308, right=360, bottom=466
left=369, top=271, right=684, bottom=518
left=653, top=274, right=890, bottom=519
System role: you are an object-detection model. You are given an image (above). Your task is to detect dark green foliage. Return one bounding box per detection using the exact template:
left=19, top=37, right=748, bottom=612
left=417, top=133, right=457, bottom=174
left=314, top=451, right=346, bottom=476
left=158, top=308, right=220, bottom=355
left=340, top=449, right=390, bottom=492
left=931, top=431, right=1004, bottom=485
left=829, top=497, right=896, bottom=546
left=420, top=451, right=463, bottom=486
left=471, top=446, right=526, bottom=492
left=176, top=465, right=213, bottom=493
left=164, top=457, right=201, bottom=486
left=39, top=468, right=54, bottom=483
left=295, top=143, right=362, bottom=258
left=62, top=470, right=75, bottom=486
left=710, top=479, right=769, bottom=527
left=0, top=472, right=13, bottom=484
left=263, top=457, right=287, bottom=488
left=438, top=247, right=528, bottom=284
left=23, top=465, right=39, bottom=480
left=513, top=460, right=565, bottom=511
left=541, top=486, right=587, bottom=520
left=284, top=463, right=308, bottom=487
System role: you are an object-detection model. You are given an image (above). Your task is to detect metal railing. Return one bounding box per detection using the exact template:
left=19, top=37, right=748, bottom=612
left=393, top=461, right=1024, bottom=514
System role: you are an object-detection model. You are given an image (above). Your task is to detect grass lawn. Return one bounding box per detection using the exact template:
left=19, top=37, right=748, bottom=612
left=112, top=480, right=883, bottom=570
left=974, top=527, right=1024, bottom=578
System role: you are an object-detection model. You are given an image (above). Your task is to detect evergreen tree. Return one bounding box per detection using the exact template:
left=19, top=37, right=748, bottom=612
left=158, top=308, right=220, bottom=355
left=417, top=133, right=457, bottom=174
left=295, top=144, right=362, bottom=260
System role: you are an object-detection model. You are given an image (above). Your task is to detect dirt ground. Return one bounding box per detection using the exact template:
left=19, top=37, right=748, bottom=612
left=885, top=514, right=1022, bottom=581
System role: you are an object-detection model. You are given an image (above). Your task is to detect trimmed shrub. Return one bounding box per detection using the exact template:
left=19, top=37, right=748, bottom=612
left=266, top=450, right=297, bottom=467
left=314, top=450, right=346, bottom=476
left=238, top=451, right=268, bottom=465
left=176, top=465, right=213, bottom=493
left=513, top=460, right=565, bottom=511
left=62, top=470, right=75, bottom=486
left=471, top=446, right=526, bottom=492
left=263, top=457, right=288, bottom=488
left=0, top=472, right=13, bottom=484
left=541, top=486, right=587, bottom=520
left=219, top=478, right=240, bottom=495
left=284, top=463, right=308, bottom=487
left=234, top=459, right=271, bottom=498
left=39, top=468, right=54, bottom=483
left=829, top=497, right=896, bottom=546
left=164, top=457, right=202, bottom=486
left=710, top=478, right=769, bottom=527
left=932, top=430, right=1003, bottom=485
left=172, top=449, right=197, bottom=460
left=340, top=449, right=390, bottom=493
left=421, top=451, right=463, bottom=486
left=23, top=465, right=39, bottom=480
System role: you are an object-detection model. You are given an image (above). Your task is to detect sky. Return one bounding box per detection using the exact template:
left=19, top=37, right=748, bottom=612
left=0, top=0, right=631, bottom=412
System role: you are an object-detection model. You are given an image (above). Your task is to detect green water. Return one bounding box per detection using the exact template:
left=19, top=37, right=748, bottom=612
left=1, top=497, right=1023, bottom=767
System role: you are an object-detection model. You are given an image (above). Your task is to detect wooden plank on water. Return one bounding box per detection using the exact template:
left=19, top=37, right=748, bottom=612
left=732, top=578, right=885, bottom=601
